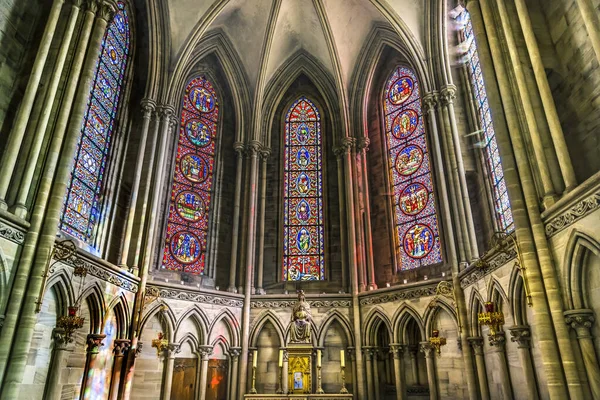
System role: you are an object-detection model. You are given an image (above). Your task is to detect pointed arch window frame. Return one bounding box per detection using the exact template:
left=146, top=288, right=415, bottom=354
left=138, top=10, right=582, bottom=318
left=281, top=96, right=327, bottom=282
left=60, top=1, right=131, bottom=248
left=381, top=65, right=444, bottom=271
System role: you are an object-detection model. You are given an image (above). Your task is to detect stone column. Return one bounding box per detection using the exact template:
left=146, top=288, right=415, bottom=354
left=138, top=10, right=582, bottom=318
left=372, top=348, right=381, bottom=400
left=228, top=348, right=241, bottom=400
left=0, top=0, right=99, bottom=383
left=108, top=339, right=130, bottom=400
left=238, top=142, right=261, bottom=399
left=255, top=147, right=270, bottom=294
left=196, top=345, right=213, bottom=400
left=347, top=347, right=358, bottom=396
left=383, top=346, right=392, bottom=384
left=575, top=0, right=600, bottom=64
left=363, top=348, right=375, bottom=400
left=467, top=337, right=490, bottom=400
left=512, top=0, right=577, bottom=192
left=11, top=0, right=83, bottom=217
left=357, top=137, right=376, bottom=289
left=487, top=333, right=513, bottom=400
left=281, top=348, right=289, bottom=394
left=227, top=142, right=245, bottom=292
left=565, top=310, right=600, bottom=399
left=508, top=326, right=538, bottom=400
left=334, top=151, right=348, bottom=291
left=119, top=99, right=156, bottom=267
left=81, top=334, right=106, bottom=400
left=0, top=0, right=65, bottom=208
left=420, top=342, right=437, bottom=400
left=408, top=345, right=419, bottom=385
left=161, top=343, right=180, bottom=400
left=390, top=344, right=406, bottom=400
left=43, top=328, right=70, bottom=400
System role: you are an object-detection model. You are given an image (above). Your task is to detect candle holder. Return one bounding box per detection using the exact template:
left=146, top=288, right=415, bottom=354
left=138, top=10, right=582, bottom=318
left=249, top=365, right=258, bottom=394
left=316, top=365, right=324, bottom=394
left=339, top=365, right=349, bottom=394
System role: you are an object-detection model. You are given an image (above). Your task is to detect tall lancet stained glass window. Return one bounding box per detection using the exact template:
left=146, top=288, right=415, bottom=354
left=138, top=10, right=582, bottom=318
left=384, top=66, right=442, bottom=270
left=460, top=10, right=513, bottom=232
left=60, top=1, right=129, bottom=245
left=162, top=77, right=218, bottom=274
left=283, top=97, right=325, bottom=281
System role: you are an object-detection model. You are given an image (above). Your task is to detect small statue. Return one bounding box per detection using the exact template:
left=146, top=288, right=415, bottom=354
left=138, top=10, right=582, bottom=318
left=290, top=290, right=312, bottom=343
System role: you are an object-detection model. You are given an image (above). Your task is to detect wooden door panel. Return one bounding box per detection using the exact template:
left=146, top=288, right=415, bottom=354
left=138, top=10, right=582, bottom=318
left=206, top=359, right=228, bottom=400
left=170, top=358, right=197, bottom=400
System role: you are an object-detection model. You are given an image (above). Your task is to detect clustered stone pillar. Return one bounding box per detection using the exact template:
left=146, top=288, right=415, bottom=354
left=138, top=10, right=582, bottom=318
left=255, top=147, right=270, bottom=294
left=488, top=332, right=513, bottom=400
left=196, top=345, right=213, bottom=400
left=390, top=344, right=406, bottom=400
left=334, top=150, right=348, bottom=291
left=161, top=343, right=180, bottom=400
left=372, top=348, right=381, bottom=400
left=508, top=326, right=538, bottom=399
left=347, top=347, right=358, bottom=396
left=228, top=348, right=241, bottom=400
left=80, top=334, right=106, bottom=400
left=467, top=337, right=490, bottom=400
left=108, top=339, right=130, bottom=400
left=356, top=137, right=376, bottom=290
left=564, top=309, right=600, bottom=399
left=408, top=345, right=419, bottom=385
left=363, top=347, right=375, bottom=400
left=419, top=342, right=437, bottom=400
left=227, top=142, right=245, bottom=292
left=43, top=328, right=71, bottom=400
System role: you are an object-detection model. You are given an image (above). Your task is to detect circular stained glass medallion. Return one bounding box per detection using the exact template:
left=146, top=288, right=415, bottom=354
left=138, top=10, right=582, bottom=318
left=297, top=228, right=311, bottom=253
left=403, top=224, right=435, bottom=259
left=175, top=191, right=205, bottom=222
left=388, top=76, right=414, bottom=105
left=296, top=199, right=311, bottom=222
left=170, top=231, right=201, bottom=264
left=189, top=87, right=216, bottom=113
left=296, top=123, right=310, bottom=144
left=180, top=153, right=209, bottom=183
left=185, top=119, right=211, bottom=147
left=395, top=145, right=424, bottom=176
left=392, top=109, right=418, bottom=139
left=399, top=183, right=428, bottom=216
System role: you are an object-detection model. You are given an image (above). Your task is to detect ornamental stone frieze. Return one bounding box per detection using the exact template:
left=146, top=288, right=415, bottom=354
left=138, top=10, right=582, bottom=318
left=544, top=191, right=600, bottom=237
left=0, top=221, right=25, bottom=244
left=149, top=285, right=244, bottom=307
left=459, top=247, right=517, bottom=288
left=358, top=283, right=438, bottom=305
left=250, top=298, right=351, bottom=309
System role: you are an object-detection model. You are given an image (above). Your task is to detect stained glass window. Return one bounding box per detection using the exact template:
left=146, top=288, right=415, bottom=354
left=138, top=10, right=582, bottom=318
left=460, top=10, right=514, bottom=232
left=383, top=66, right=443, bottom=270
left=282, top=97, right=325, bottom=281
left=60, top=2, right=130, bottom=244
left=162, top=76, right=219, bottom=274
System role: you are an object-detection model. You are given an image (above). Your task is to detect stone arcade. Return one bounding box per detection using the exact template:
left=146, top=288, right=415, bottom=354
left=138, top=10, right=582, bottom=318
left=0, top=0, right=599, bottom=399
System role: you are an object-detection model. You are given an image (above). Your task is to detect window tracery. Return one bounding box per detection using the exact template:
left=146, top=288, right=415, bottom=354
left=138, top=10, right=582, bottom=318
left=283, top=97, right=325, bottom=281
left=383, top=66, right=443, bottom=270
left=162, top=76, right=219, bottom=274
left=60, top=1, right=130, bottom=245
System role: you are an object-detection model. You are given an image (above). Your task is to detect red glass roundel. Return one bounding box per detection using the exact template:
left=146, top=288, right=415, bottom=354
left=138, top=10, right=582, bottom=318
left=399, top=183, right=428, bottom=216
left=403, top=224, right=435, bottom=259
left=388, top=76, right=414, bottom=105
left=395, top=144, right=424, bottom=176
left=392, top=109, right=418, bottom=139
left=170, top=231, right=201, bottom=264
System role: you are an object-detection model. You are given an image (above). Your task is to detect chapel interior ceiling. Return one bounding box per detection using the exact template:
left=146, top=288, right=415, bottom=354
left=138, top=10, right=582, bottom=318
left=165, top=0, right=425, bottom=94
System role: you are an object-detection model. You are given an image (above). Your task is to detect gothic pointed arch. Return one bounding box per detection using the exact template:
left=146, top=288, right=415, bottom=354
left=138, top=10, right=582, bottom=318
left=423, top=297, right=459, bottom=334
left=468, top=289, right=486, bottom=336
left=563, top=230, right=600, bottom=309
left=208, top=308, right=240, bottom=347
left=249, top=310, right=286, bottom=348
left=139, top=301, right=176, bottom=339
left=317, top=310, right=354, bottom=347
left=363, top=307, right=393, bottom=346
left=392, top=302, right=425, bottom=343
left=174, top=304, right=210, bottom=343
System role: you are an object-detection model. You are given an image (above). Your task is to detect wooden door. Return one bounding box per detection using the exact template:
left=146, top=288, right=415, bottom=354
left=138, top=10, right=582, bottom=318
left=170, top=358, right=197, bottom=400
left=205, top=359, right=228, bottom=400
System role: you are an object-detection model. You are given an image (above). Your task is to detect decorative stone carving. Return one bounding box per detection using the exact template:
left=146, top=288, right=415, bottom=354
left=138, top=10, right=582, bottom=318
left=113, top=339, right=131, bottom=356
left=247, top=140, right=262, bottom=156
left=97, top=1, right=116, bottom=22
left=229, top=347, right=242, bottom=359
left=54, top=253, right=139, bottom=292
left=467, top=336, right=484, bottom=356
left=159, top=104, right=175, bottom=119
left=359, top=284, right=438, bottom=305
left=419, top=342, right=434, bottom=358
left=389, top=343, right=404, bottom=359
left=460, top=247, right=517, bottom=288
left=356, top=136, right=370, bottom=152
left=251, top=299, right=350, bottom=308
left=488, top=331, right=506, bottom=349
left=545, top=192, right=600, bottom=237
left=508, top=326, right=531, bottom=348
left=289, top=290, right=313, bottom=344
left=422, top=92, right=438, bottom=114
left=260, top=147, right=271, bottom=161
left=198, top=345, right=213, bottom=360
left=565, top=309, right=595, bottom=338
left=150, top=286, right=243, bottom=307
left=140, top=98, right=156, bottom=116
left=166, top=343, right=181, bottom=358
left=52, top=328, right=70, bottom=350
left=439, top=85, right=457, bottom=105
left=86, top=334, right=106, bottom=354
left=0, top=222, right=25, bottom=244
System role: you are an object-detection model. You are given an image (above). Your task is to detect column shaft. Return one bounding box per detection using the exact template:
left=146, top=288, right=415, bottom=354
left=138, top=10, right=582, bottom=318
left=161, top=346, right=178, bottom=400
left=575, top=0, right=600, bottom=64
left=0, top=0, right=64, bottom=206
left=373, top=350, right=381, bottom=400
left=229, top=351, right=240, bottom=400
left=42, top=329, right=69, bottom=400
left=358, top=139, right=376, bottom=289
left=255, top=149, right=269, bottom=293
left=282, top=352, right=289, bottom=394
left=565, top=310, right=600, bottom=399
left=420, top=343, right=438, bottom=400
left=468, top=337, right=490, bottom=400
left=197, top=347, right=212, bottom=400
left=108, top=339, right=130, bottom=400
left=0, top=5, right=113, bottom=395
left=227, top=144, right=244, bottom=292
left=11, top=1, right=80, bottom=217
left=119, top=100, right=155, bottom=266
left=364, top=350, right=374, bottom=400
left=81, top=334, right=106, bottom=400
left=391, top=345, right=406, bottom=400
left=335, top=155, right=348, bottom=291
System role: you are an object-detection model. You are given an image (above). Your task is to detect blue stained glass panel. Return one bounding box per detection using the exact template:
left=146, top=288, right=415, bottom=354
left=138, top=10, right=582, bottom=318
left=60, top=1, right=129, bottom=245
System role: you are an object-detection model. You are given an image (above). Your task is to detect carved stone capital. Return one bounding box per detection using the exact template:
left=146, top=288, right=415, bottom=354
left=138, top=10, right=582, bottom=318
left=140, top=98, right=156, bottom=117
left=113, top=339, right=131, bottom=357
left=166, top=343, right=181, bottom=358
left=356, top=136, right=370, bottom=152
left=467, top=336, right=484, bottom=355
left=198, top=345, right=213, bottom=360
left=71, top=0, right=84, bottom=8
left=389, top=343, right=405, bottom=359
left=487, top=331, right=506, bottom=350
left=247, top=140, right=262, bottom=156
left=229, top=347, right=242, bottom=359
left=334, top=137, right=355, bottom=157
left=159, top=104, right=176, bottom=119
left=279, top=348, right=289, bottom=362
left=565, top=309, right=595, bottom=338
left=86, top=334, right=106, bottom=354
left=52, top=328, right=70, bottom=350
left=84, top=0, right=99, bottom=13
left=346, top=346, right=355, bottom=361
left=97, top=0, right=116, bottom=22
left=422, top=92, right=439, bottom=114
left=440, top=85, right=457, bottom=106
left=233, top=141, right=245, bottom=156
left=362, top=346, right=375, bottom=360
left=135, top=342, right=143, bottom=356
left=260, top=147, right=271, bottom=161
left=419, top=341, right=434, bottom=358
left=508, top=326, right=531, bottom=348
